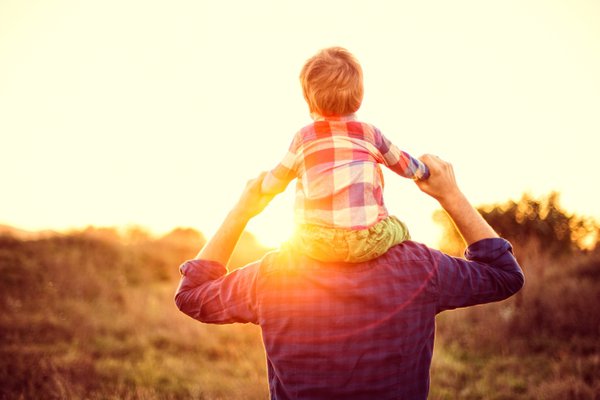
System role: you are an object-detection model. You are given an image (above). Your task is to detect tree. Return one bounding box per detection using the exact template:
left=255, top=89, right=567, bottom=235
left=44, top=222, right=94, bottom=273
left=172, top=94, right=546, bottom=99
left=435, top=192, right=599, bottom=257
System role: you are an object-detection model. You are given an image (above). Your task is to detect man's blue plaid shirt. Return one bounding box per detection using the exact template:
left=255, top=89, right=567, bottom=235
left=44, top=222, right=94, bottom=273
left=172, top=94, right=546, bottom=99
left=176, top=238, right=524, bottom=399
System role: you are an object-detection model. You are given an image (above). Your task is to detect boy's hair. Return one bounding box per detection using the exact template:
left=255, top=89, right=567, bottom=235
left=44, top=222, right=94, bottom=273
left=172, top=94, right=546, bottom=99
left=300, top=47, right=363, bottom=117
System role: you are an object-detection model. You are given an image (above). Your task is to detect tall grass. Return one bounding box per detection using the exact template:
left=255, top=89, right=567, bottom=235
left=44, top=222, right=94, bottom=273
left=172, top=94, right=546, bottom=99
left=0, top=229, right=598, bottom=399
left=0, top=230, right=270, bottom=399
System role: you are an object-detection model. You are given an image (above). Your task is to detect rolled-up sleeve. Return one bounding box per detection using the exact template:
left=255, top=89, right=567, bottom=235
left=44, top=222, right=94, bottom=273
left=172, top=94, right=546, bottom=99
left=174, top=259, right=260, bottom=324
left=374, top=129, right=430, bottom=180
left=434, top=238, right=525, bottom=313
left=261, top=151, right=296, bottom=195
left=261, top=133, right=300, bottom=195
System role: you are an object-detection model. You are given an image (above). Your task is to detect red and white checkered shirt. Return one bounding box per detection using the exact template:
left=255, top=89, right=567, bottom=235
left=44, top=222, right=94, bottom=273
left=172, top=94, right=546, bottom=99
left=262, top=114, right=430, bottom=229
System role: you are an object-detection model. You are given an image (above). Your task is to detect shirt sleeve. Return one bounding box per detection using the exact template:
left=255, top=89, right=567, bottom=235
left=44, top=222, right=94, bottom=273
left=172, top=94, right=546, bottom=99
left=174, top=259, right=260, bottom=324
left=261, top=133, right=300, bottom=194
left=432, top=238, right=524, bottom=313
left=374, top=128, right=430, bottom=180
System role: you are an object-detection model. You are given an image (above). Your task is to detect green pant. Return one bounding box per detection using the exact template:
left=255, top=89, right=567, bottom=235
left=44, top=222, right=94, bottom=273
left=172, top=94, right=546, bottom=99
left=290, top=216, right=410, bottom=263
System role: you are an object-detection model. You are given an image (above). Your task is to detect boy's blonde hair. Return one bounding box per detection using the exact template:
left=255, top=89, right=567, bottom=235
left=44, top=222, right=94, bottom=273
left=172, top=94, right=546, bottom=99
left=300, top=47, right=363, bottom=117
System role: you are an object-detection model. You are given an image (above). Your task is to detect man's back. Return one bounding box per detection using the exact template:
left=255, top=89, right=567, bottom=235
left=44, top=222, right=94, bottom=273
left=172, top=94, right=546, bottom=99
left=177, top=238, right=522, bottom=399
left=258, top=241, right=438, bottom=399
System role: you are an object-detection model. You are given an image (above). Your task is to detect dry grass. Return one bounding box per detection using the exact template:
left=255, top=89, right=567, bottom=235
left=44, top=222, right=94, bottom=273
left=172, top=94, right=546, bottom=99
left=430, top=243, right=600, bottom=399
left=0, top=230, right=598, bottom=399
left=0, top=230, right=270, bottom=399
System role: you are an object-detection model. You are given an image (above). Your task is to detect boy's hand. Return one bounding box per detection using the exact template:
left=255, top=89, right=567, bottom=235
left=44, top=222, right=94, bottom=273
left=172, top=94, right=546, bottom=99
left=413, top=155, right=462, bottom=206
left=232, top=172, right=275, bottom=220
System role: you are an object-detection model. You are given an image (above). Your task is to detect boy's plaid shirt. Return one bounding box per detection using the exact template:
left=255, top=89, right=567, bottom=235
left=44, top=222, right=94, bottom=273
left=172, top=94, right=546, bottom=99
left=262, top=114, right=429, bottom=229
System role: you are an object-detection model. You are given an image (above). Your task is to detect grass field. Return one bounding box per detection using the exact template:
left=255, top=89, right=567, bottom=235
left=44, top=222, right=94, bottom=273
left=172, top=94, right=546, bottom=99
left=1, top=227, right=599, bottom=399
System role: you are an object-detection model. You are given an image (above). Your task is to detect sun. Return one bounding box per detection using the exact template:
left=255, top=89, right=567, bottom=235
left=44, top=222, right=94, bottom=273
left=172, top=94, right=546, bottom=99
left=249, top=217, right=294, bottom=249
left=246, top=192, right=296, bottom=249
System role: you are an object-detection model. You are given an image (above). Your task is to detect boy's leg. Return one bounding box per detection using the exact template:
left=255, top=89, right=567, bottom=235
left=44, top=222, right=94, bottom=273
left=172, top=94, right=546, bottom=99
left=290, top=224, right=351, bottom=263
left=291, top=216, right=410, bottom=263
left=344, top=216, right=410, bottom=262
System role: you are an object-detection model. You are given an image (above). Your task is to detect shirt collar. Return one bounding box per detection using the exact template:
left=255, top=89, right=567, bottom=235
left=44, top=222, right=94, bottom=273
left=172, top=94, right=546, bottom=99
left=312, top=113, right=357, bottom=122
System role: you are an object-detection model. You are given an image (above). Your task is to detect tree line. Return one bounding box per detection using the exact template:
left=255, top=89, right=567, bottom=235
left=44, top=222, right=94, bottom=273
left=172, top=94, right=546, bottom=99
left=434, top=192, right=599, bottom=257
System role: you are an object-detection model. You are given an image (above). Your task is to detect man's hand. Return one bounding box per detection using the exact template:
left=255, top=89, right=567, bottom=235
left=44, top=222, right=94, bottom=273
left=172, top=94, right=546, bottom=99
left=232, top=172, right=275, bottom=220
left=413, top=154, right=462, bottom=207
left=414, top=154, right=498, bottom=245
left=195, top=172, right=274, bottom=264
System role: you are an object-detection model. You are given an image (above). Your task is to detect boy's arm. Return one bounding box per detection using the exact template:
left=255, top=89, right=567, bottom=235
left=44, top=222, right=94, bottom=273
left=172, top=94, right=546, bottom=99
left=261, top=133, right=299, bottom=195
left=376, top=129, right=429, bottom=180
left=261, top=149, right=296, bottom=195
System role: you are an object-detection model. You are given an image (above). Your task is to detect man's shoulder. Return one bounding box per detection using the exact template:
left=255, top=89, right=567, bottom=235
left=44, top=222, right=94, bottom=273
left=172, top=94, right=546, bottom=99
left=380, top=240, right=438, bottom=264
left=256, top=249, right=316, bottom=276
left=257, top=240, right=438, bottom=275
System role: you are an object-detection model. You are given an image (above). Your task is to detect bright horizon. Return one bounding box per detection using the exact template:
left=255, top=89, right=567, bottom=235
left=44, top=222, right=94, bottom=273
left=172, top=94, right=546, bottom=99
left=1, top=0, right=599, bottom=248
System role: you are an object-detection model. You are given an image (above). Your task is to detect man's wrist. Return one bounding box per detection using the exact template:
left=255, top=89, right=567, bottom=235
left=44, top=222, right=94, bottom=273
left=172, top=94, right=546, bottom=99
left=440, top=190, right=499, bottom=245
left=229, top=203, right=253, bottom=223
left=438, top=190, right=466, bottom=211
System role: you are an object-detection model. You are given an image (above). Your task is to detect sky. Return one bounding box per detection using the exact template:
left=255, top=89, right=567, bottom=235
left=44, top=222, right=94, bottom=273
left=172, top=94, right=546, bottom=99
left=1, top=0, right=599, bottom=247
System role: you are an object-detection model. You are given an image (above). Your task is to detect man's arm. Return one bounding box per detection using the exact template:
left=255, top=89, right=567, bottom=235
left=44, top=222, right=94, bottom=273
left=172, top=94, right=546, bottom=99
left=174, top=173, right=274, bottom=324
left=414, top=155, right=497, bottom=245
left=195, top=172, right=274, bottom=264
left=414, top=155, right=524, bottom=310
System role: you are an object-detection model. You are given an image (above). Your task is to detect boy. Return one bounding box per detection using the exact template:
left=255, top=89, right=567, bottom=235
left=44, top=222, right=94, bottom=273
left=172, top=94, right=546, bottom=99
left=261, top=47, right=429, bottom=262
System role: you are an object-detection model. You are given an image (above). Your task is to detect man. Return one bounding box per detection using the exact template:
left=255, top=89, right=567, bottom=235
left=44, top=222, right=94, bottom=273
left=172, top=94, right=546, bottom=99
left=175, top=155, right=524, bottom=399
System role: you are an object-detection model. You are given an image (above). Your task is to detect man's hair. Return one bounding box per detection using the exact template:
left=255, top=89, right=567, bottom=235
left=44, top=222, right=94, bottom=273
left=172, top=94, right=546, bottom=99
left=300, top=47, right=364, bottom=117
